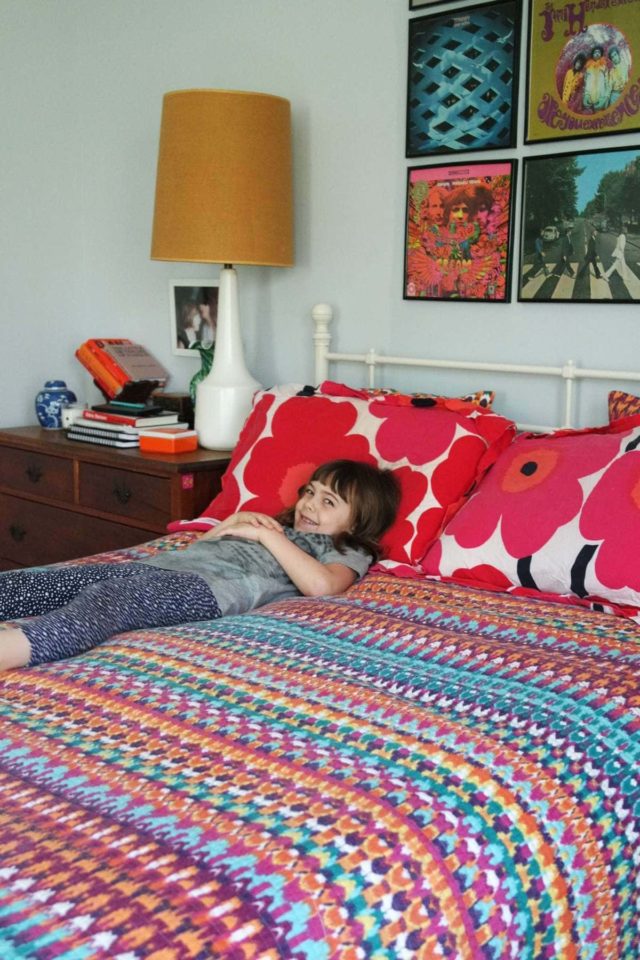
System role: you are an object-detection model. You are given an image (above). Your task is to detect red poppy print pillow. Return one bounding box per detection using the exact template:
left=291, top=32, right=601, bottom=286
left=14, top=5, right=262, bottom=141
left=168, top=382, right=515, bottom=572
left=422, top=414, right=640, bottom=620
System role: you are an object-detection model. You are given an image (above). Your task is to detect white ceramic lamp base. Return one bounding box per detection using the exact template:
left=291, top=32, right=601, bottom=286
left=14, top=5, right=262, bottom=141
left=194, top=265, right=260, bottom=450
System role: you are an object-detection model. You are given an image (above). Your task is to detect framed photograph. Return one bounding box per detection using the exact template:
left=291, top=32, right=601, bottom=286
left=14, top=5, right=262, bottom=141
left=525, top=0, right=640, bottom=144
left=404, top=159, right=517, bottom=302
left=406, top=0, right=520, bottom=157
left=518, top=146, right=640, bottom=304
left=170, top=280, right=218, bottom=356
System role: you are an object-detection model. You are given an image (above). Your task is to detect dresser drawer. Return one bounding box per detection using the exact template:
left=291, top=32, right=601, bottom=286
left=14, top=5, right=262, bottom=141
left=0, top=494, right=153, bottom=568
left=78, top=462, right=171, bottom=525
left=0, top=426, right=230, bottom=568
left=0, top=446, right=74, bottom=503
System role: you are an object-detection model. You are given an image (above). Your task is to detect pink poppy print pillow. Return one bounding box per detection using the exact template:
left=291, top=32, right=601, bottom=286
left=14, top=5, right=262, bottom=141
left=168, top=382, right=515, bottom=572
left=422, top=414, right=640, bottom=619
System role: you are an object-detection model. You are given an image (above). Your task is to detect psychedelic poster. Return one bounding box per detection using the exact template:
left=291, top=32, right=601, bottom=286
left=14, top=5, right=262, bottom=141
left=526, top=0, right=640, bottom=143
left=404, top=160, right=516, bottom=302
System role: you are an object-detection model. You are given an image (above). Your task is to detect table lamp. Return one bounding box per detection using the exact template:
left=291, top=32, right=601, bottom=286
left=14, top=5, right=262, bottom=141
left=151, top=89, right=293, bottom=449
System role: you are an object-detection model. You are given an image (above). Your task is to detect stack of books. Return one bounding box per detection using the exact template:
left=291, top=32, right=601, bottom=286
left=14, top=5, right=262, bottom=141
left=75, top=339, right=169, bottom=404
left=67, top=408, right=185, bottom=448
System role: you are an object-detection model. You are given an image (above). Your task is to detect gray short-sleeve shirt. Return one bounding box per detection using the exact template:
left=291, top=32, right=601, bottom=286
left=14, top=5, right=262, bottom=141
left=142, top=527, right=371, bottom=616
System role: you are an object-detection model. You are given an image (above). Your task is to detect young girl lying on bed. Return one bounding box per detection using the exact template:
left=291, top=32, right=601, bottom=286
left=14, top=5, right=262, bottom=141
left=0, top=459, right=400, bottom=671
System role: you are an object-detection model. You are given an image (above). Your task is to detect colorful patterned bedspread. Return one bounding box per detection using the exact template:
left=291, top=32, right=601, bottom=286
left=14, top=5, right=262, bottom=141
left=0, top=534, right=639, bottom=959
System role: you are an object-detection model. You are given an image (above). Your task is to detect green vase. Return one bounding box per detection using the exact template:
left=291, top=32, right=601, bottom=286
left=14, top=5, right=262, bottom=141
left=189, top=343, right=215, bottom=404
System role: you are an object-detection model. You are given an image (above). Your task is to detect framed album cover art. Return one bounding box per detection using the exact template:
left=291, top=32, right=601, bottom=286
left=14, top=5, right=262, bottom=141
left=518, top=146, right=640, bottom=304
left=407, top=0, right=520, bottom=157
left=525, top=0, right=640, bottom=144
left=404, top=159, right=517, bottom=302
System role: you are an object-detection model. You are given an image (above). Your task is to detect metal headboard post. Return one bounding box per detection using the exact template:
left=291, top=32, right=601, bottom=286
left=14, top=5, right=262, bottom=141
left=311, top=303, right=640, bottom=431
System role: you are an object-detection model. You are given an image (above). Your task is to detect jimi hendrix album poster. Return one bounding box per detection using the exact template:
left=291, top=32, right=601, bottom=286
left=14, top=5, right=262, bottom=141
left=525, top=0, right=640, bottom=144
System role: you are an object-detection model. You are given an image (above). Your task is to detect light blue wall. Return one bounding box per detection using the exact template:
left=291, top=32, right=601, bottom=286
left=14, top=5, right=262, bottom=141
left=1, top=0, right=638, bottom=431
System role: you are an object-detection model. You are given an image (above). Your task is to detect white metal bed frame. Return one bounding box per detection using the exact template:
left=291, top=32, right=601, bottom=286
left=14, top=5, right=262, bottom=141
left=312, top=303, right=640, bottom=431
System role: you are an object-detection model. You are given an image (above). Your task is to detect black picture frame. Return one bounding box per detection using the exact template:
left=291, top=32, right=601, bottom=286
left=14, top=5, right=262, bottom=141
left=409, top=0, right=456, bottom=7
left=518, top=145, right=640, bottom=304
left=404, top=158, right=517, bottom=302
left=525, top=0, right=640, bottom=145
left=406, top=0, right=520, bottom=158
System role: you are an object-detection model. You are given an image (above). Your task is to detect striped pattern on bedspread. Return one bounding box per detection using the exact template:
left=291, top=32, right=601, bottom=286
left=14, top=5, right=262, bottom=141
left=0, top=559, right=639, bottom=958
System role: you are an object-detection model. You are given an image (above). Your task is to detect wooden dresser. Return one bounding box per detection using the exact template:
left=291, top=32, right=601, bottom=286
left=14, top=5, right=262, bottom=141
left=0, top=427, right=231, bottom=570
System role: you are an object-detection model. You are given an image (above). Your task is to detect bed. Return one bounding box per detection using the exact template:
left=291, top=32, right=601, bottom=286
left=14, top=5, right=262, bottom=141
left=1, top=307, right=639, bottom=959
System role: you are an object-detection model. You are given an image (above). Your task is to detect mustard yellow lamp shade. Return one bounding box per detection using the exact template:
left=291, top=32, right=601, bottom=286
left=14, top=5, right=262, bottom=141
left=151, top=89, right=293, bottom=267
left=150, top=89, right=294, bottom=450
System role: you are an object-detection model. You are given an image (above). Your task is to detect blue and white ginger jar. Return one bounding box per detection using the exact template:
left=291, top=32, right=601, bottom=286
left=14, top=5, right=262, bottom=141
left=35, top=380, right=77, bottom=430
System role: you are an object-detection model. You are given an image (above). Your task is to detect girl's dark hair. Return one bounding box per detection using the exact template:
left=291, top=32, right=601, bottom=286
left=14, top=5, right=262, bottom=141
left=278, top=459, right=401, bottom=561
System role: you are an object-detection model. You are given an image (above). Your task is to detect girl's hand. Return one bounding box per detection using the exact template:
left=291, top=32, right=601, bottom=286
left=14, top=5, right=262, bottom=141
left=200, top=512, right=283, bottom=541
left=213, top=521, right=272, bottom=543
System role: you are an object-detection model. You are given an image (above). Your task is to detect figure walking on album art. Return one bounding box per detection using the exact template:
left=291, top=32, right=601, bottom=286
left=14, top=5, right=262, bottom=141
left=555, top=229, right=576, bottom=278
left=577, top=228, right=602, bottom=280
left=603, top=225, right=630, bottom=284
left=531, top=229, right=549, bottom=279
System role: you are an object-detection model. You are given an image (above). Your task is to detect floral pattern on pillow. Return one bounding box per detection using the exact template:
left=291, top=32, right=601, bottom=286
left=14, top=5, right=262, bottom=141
left=169, top=382, right=515, bottom=572
left=579, top=452, right=640, bottom=594
left=318, top=381, right=495, bottom=409
left=422, top=415, right=640, bottom=619
left=609, top=389, right=640, bottom=421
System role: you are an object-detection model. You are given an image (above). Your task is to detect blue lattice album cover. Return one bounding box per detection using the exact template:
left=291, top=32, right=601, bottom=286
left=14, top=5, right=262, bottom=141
left=407, top=0, right=520, bottom=157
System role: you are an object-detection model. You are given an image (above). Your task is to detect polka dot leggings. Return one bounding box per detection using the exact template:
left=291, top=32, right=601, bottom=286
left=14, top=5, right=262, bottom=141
left=0, top=561, right=221, bottom=666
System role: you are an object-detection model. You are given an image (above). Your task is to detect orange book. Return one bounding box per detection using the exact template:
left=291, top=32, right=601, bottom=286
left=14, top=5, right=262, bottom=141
left=76, top=344, right=121, bottom=396
left=80, top=340, right=168, bottom=390
left=76, top=340, right=169, bottom=402
left=75, top=344, right=121, bottom=398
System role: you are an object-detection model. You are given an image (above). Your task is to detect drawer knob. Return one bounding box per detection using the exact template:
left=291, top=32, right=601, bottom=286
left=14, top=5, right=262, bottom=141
left=113, top=482, right=132, bottom=505
left=26, top=464, right=43, bottom=483
left=9, top=524, right=26, bottom=542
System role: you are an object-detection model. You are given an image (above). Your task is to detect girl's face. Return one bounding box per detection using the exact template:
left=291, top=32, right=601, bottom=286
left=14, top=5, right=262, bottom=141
left=294, top=479, right=352, bottom=536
